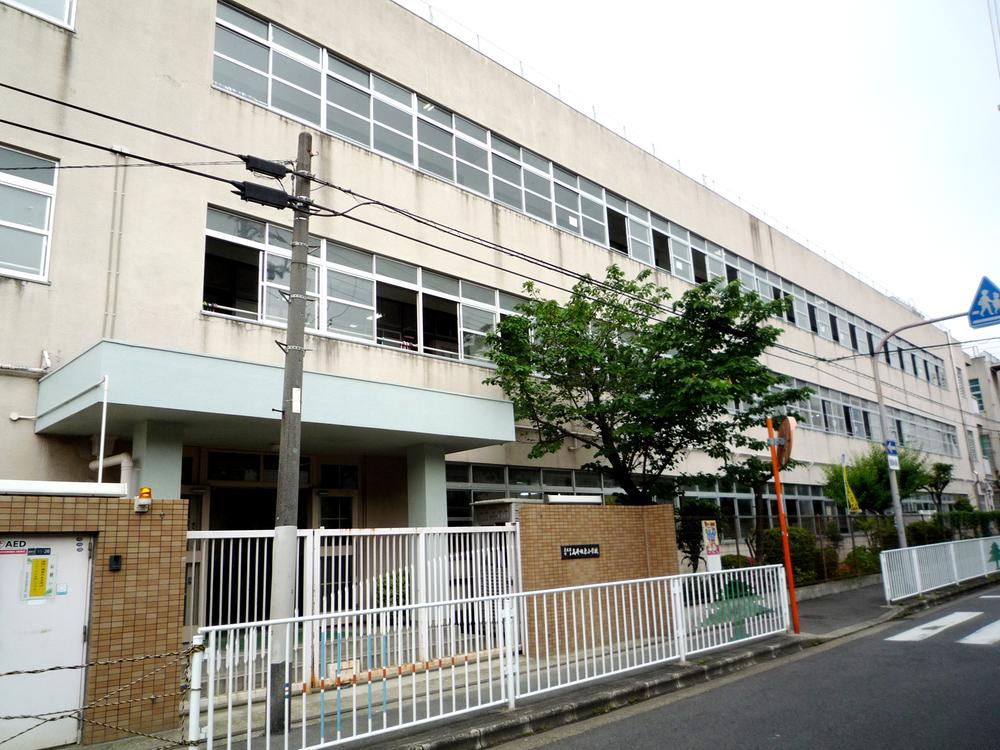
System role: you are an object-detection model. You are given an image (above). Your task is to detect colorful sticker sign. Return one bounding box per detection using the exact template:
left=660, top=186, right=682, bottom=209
left=21, top=550, right=56, bottom=600
left=702, top=521, right=721, bottom=556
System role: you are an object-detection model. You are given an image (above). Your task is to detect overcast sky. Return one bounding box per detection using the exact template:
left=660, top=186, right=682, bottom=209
left=396, top=0, right=1000, bottom=354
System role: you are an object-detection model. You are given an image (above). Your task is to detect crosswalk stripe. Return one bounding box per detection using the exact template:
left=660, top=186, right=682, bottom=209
left=958, top=619, right=1000, bottom=645
left=886, top=611, right=982, bottom=642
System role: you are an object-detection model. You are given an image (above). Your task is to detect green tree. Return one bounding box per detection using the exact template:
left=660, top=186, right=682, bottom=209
left=822, top=444, right=928, bottom=516
left=920, top=462, right=953, bottom=516
left=952, top=496, right=974, bottom=512
left=484, top=266, right=809, bottom=504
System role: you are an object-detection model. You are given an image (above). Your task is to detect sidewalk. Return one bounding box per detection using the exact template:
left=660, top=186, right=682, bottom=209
left=796, top=582, right=896, bottom=639
left=88, top=575, right=999, bottom=750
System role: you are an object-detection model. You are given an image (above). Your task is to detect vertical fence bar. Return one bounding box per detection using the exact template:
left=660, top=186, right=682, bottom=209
left=670, top=578, right=686, bottom=664
left=187, top=634, right=204, bottom=744
left=910, top=546, right=924, bottom=596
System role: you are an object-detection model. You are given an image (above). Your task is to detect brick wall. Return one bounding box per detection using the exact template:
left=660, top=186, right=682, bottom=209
left=0, top=496, right=188, bottom=744
left=517, top=504, right=678, bottom=659
left=519, top=504, right=678, bottom=591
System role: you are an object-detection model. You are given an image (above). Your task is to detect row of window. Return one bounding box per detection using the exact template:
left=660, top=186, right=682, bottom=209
left=210, top=1, right=947, bottom=389
left=203, top=203, right=965, bottom=455
left=786, top=377, right=961, bottom=456
left=446, top=463, right=621, bottom=525
left=1, top=0, right=73, bottom=27
left=203, top=207, right=522, bottom=362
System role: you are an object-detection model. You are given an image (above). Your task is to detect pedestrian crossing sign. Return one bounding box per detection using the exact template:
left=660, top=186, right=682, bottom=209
left=968, top=276, right=1000, bottom=329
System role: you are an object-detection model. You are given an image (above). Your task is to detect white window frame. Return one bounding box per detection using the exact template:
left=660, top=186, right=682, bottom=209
left=1, top=0, right=75, bottom=29
left=0, top=145, right=57, bottom=282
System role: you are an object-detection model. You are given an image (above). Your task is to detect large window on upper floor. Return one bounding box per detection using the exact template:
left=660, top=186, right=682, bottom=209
left=202, top=207, right=524, bottom=365
left=1, top=0, right=74, bottom=27
left=0, top=144, right=57, bottom=281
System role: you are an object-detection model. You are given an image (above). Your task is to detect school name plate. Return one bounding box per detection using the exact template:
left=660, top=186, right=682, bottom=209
left=561, top=544, right=599, bottom=560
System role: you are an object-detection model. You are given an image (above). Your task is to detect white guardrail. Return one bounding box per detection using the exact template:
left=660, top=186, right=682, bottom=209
left=186, top=565, right=789, bottom=749
left=881, top=536, right=1000, bottom=603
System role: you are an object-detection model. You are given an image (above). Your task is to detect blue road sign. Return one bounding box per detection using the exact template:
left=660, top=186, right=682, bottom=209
left=885, top=439, right=898, bottom=456
left=969, top=276, right=1000, bottom=329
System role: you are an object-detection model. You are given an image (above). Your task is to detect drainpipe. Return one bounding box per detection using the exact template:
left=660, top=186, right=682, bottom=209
left=89, top=452, right=133, bottom=492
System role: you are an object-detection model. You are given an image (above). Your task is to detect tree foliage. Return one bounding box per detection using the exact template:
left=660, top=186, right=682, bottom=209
left=484, top=266, right=809, bottom=504
left=822, top=444, right=929, bottom=515
left=920, top=462, right=953, bottom=516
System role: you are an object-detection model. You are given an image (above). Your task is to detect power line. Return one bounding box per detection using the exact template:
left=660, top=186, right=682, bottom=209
left=823, top=335, right=1000, bottom=363
left=0, top=117, right=238, bottom=187
left=0, top=160, right=242, bottom=171
left=1, top=99, right=979, bottom=409
left=305, top=173, right=834, bottom=362
left=0, top=85, right=931, bottom=368
left=988, top=0, right=1000, bottom=88
left=2, top=82, right=967, bottom=370
left=0, top=81, right=239, bottom=158
left=314, top=190, right=974, bottom=428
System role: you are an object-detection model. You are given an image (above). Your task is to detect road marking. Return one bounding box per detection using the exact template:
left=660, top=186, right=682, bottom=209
left=886, top=612, right=982, bottom=642
left=980, top=595, right=1000, bottom=599
left=958, top=619, right=1000, bottom=645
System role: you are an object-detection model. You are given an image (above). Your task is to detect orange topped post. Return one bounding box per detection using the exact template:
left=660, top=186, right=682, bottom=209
left=767, top=416, right=800, bottom=634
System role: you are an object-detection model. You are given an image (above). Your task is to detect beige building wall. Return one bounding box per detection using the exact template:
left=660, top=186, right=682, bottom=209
left=0, top=0, right=978, bottom=506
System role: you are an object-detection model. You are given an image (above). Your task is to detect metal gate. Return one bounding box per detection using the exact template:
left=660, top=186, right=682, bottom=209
left=184, top=526, right=521, bottom=681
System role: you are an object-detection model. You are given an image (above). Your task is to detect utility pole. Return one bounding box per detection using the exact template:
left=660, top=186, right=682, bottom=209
left=870, top=311, right=964, bottom=549
left=269, top=131, right=312, bottom=731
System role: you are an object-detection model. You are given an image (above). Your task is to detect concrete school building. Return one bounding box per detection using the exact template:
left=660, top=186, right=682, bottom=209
left=0, top=0, right=995, bottom=530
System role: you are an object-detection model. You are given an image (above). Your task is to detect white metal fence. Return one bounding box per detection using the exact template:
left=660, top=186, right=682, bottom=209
left=881, top=536, right=1000, bottom=602
left=187, top=565, right=789, bottom=749
left=184, top=527, right=520, bottom=685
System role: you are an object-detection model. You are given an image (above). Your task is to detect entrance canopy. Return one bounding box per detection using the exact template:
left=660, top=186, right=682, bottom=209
left=34, top=340, right=514, bottom=454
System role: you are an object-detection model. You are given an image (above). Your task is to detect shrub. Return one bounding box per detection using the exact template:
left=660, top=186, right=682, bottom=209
left=813, top=547, right=840, bottom=581
left=823, top=520, right=843, bottom=551
left=844, top=546, right=880, bottom=575
left=721, top=554, right=753, bottom=570
left=757, top=527, right=818, bottom=584
left=905, top=520, right=948, bottom=546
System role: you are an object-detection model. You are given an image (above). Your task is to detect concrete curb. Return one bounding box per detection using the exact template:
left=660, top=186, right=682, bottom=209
left=806, top=573, right=1000, bottom=642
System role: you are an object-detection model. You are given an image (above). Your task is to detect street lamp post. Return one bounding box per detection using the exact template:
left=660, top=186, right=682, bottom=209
left=869, top=311, right=965, bottom=549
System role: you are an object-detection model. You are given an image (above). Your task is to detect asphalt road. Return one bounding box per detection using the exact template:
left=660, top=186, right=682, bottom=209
left=498, top=583, right=1000, bottom=750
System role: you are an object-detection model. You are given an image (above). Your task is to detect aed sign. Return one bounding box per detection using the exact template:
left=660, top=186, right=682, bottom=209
left=0, top=539, right=28, bottom=555
left=561, top=544, right=600, bottom=560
